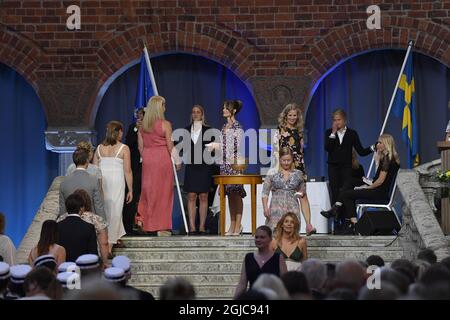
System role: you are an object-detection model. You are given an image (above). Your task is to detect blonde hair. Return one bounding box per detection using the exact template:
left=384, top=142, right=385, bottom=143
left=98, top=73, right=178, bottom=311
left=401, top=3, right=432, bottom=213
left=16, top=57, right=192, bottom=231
left=278, top=103, right=304, bottom=131
left=377, top=134, right=400, bottom=166
left=274, top=212, right=301, bottom=244
left=191, top=104, right=207, bottom=125
left=332, top=108, right=347, bottom=120
left=279, top=147, right=295, bottom=170
left=103, top=121, right=123, bottom=146
left=76, top=141, right=94, bottom=154
left=142, top=96, right=166, bottom=132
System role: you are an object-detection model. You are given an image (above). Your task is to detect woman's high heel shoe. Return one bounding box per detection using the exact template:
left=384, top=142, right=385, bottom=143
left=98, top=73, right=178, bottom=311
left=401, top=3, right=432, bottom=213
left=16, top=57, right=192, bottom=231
left=232, top=225, right=243, bottom=236
left=306, top=223, right=317, bottom=236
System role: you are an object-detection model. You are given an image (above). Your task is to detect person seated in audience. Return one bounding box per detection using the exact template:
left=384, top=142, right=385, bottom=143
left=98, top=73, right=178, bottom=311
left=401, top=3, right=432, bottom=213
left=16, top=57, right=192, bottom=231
left=414, top=259, right=430, bottom=280
left=66, top=141, right=103, bottom=189
left=252, top=273, right=289, bottom=300
left=76, top=254, right=102, bottom=286
left=65, top=277, right=126, bottom=300
left=159, top=277, right=196, bottom=300
left=366, top=255, right=385, bottom=268
left=417, top=248, right=437, bottom=265
left=0, top=212, right=16, bottom=265
left=390, top=259, right=417, bottom=283
left=234, top=226, right=287, bottom=298
left=57, top=271, right=81, bottom=294
left=440, top=256, right=450, bottom=272
left=57, top=194, right=98, bottom=262
left=0, top=262, right=10, bottom=299
left=331, top=260, right=366, bottom=296
left=103, top=267, right=138, bottom=299
left=32, top=255, right=58, bottom=274
left=326, top=288, right=357, bottom=300
left=300, top=258, right=327, bottom=300
left=270, top=212, right=307, bottom=271
left=57, top=189, right=109, bottom=265
left=21, top=266, right=62, bottom=300
left=112, top=255, right=154, bottom=300
left=4, top=264, right=31, bottom=300
left=28, top=220, right=66, bottom=267
left=59, top=148, right=105, bottom=220
left=281, top=271, right=311, bottom=299
left=380, top=267, right=410, bottom=295
left=321, top=134, right=400, bottom=235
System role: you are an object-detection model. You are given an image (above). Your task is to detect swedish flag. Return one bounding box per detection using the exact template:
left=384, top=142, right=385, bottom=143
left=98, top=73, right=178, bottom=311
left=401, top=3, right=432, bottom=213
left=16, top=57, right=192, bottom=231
left=393, top=51, right=419, bottom=168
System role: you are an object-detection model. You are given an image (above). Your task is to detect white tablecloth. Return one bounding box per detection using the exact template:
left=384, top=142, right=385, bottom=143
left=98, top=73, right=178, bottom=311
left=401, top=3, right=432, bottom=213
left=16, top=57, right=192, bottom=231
left=212, top=181, right=331, bottom=234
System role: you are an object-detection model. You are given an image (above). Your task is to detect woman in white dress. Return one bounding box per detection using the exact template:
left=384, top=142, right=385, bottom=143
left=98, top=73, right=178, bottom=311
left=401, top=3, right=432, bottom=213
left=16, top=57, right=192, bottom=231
left=94, top=121, right=133, bottom=257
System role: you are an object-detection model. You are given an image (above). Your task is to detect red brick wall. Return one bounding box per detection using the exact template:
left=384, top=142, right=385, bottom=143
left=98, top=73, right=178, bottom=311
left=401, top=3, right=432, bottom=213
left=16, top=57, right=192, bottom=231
left=0, top=0, right=449, bottom=126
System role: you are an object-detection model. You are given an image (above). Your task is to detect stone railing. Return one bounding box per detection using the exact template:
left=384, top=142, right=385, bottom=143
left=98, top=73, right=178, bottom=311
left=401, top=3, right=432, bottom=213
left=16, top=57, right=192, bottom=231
left=16, top=177, right=63, bottom=263
left=397, top=168, right=450, bottom=261
left=416, top=159, right=442, bottom=214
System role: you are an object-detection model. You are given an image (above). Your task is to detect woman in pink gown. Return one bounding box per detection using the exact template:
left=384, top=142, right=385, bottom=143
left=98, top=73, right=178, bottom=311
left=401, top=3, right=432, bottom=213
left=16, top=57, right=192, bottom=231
left=136, top=96, right=181, bottom=235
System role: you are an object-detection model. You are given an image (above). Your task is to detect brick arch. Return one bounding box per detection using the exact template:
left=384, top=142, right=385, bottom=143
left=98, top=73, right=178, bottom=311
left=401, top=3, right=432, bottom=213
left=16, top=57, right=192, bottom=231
left=0, top=27, right=43, bottom=91
left=95, top=22, right=255, bottom=83
left=88, top=22, right=256, bottom=125
left=308, top=17, right=450, bottom=85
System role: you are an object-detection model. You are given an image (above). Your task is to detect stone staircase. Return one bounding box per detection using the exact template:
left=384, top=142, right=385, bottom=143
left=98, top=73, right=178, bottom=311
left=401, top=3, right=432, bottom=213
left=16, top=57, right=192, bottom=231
left=114, top=234, right=404, bottom=300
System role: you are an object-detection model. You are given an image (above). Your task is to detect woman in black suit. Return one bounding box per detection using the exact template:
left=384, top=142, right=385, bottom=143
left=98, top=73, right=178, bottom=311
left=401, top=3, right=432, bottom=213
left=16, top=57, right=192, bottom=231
left=324, top=109, right=376, bottom=205
left=183, top=105, right=215, bottom=235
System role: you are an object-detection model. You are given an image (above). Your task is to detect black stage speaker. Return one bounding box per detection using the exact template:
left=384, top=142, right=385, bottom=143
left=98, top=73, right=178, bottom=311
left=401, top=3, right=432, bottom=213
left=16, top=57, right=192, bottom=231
left=356, top=210, right=401, bottom=236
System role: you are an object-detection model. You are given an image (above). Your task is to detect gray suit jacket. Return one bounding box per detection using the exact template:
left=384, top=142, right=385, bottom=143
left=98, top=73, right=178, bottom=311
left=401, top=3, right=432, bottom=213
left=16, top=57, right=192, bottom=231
left=59, top=169, right=106, bottom=220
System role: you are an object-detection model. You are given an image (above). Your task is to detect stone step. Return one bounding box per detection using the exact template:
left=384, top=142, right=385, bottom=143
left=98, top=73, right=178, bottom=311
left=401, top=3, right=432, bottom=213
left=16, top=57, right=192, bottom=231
left=115, top=246, right=403, bottom=261
left=128, top=273, right=240, bottom=285
left=119, top=235, right=400, bottom=248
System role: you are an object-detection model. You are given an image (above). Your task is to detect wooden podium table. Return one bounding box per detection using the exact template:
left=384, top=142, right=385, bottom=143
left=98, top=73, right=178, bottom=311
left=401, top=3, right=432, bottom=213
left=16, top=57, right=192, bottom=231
left=437, top=141, right=450, bottom=235
left=213, top=175, right=263, bottom=236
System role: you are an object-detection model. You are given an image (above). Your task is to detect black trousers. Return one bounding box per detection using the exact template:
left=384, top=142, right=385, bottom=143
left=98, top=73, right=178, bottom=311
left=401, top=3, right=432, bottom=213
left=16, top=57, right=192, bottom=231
left=327, top=164, right=353, bottom=205
left=122, top=166, right=142, bottom=234
left=338, top=189, right=387, bottom=219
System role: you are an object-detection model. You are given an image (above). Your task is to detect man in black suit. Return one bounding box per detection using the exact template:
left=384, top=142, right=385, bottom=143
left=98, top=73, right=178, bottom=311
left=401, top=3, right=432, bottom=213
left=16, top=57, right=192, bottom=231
left=57, top=193, right=98, bottom=262
left=122, top=108, right=145, bottom=235
left=323, top=109, right=375, bottom=232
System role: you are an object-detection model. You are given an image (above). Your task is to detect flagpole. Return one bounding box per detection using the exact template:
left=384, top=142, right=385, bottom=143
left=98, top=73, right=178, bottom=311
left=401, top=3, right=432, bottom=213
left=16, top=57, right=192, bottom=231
left=366, top=40, right=414, bottom=177
left=142, top=45, right=189, bottom=234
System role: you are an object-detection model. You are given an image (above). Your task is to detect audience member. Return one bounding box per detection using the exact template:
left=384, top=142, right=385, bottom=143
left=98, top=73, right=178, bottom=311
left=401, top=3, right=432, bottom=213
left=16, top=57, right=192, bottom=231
left=28, top=220, right=66, bottom=267
left=300, top=258, right=327, bottom=299
left=112, top=255, right=154, bottom=300
left=326, top=288, right=357, bottom=300
left=21, top=266, right=62, bottom=300
left=58, top=194, right=98, bottom=262
left=333, top=260, right=366, bottom=295
left=358, top=281, right=400, bottom=300
left=159, top=277, right=196, bottom=300
left=390, top=259, right=417, bottom=283
left=281, top=271, right=311, bottom=299
left=366, top=255, right=385, bottom=268
left=0, top=262, right=10, bottom=299
left=252, top=273, right=289, bottom=300
left=4, top=264, right=31, bottom=300
left=417, top=248, right=437, bottom=265
left=0, top=212, right=16, bottom=265
left=32, top=254, right=57, bottom=273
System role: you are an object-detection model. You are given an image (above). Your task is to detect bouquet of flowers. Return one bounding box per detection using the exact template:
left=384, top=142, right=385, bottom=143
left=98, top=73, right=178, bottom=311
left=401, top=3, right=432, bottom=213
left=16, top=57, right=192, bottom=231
left=436, top=170, right=450, bottom=184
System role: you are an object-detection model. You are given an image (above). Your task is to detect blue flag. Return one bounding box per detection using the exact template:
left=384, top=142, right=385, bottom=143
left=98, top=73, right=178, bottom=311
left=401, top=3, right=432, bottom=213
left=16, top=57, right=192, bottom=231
left=392, top=51, right=419, bottom=168
left=134, top=53, right=154, bottom=111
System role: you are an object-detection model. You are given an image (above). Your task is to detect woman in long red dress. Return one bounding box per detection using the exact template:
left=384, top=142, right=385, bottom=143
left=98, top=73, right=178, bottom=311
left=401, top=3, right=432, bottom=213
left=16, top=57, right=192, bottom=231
left=136, top=96, right=181, bottom=236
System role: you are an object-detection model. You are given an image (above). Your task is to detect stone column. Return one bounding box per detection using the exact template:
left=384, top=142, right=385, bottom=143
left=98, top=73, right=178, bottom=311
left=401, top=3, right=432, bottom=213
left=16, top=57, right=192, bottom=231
left=45, top=128, right=97, bottom=176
